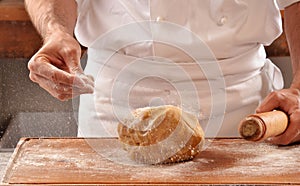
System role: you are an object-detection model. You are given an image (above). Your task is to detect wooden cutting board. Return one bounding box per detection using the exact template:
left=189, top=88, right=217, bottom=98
left=2, top=137, right=300, bottom=185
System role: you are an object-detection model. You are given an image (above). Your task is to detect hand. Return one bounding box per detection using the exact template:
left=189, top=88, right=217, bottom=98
left=28, top=31, right=94, bottom=101
left=256, top=88, right=300, bottom=145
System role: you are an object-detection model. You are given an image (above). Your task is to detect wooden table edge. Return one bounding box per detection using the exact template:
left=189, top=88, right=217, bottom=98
left=3, top=137, right=297, bottom=185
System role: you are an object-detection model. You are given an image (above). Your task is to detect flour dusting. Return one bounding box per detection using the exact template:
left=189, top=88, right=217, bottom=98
left=8, top=138, right=300, bottom=184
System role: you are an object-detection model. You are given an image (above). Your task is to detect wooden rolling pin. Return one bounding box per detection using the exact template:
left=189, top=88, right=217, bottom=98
left=239, top=110, right=289, bottom=141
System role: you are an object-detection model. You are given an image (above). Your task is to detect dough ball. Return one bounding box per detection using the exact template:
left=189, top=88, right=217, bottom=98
left=117, top=105, right=205, bottom=164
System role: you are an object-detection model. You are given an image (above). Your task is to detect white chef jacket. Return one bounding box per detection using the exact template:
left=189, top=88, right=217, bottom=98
left=74, top=0, right=299, bottom=138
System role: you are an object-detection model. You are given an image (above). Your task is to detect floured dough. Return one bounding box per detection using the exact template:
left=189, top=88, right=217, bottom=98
left=117, top=105, right=205, bottom=164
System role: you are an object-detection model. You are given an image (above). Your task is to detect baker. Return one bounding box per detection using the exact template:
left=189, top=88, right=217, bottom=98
left=24, top=0, right=300, bottom=145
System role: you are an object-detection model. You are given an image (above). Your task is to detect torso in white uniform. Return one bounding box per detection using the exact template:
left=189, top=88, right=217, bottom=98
left=73, top=0, right=296, bottom=138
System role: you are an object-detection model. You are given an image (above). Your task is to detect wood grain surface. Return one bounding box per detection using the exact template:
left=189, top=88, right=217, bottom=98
left=2, top=138, right=300, bottom=185
left=0, top=0, right=30, bottom=21
left=0, top=0, right=43, bottom=58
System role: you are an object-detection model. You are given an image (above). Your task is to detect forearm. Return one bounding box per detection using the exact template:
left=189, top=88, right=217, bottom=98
left=285, top=2, right=300, bottom=89
left=24, top=0, right=77, bottom=40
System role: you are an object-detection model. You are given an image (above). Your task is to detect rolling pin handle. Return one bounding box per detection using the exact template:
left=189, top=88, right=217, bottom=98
left=239, top=110, right=288, bottom=141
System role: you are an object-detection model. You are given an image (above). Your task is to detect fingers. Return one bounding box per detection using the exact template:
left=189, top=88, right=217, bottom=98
left=74, top=72, right=95, bottom=90
left=256, top=89, right=300, bottom=114
left=29, top=71, right=94, bottom=101
left=27, top=32, right=95, bottom=101
left=28, top=56, right=94, bottom=90
left=256, top=91, right=281, bottom=113
left=256, top=89, right=300, bottom=145
left=59, top=46, right=83, bottom=74
left=31, top=73, right=76, bottom=101
left=268, top=109, right=300, bottom=145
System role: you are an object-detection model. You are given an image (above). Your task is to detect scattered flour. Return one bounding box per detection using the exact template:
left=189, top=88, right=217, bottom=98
left=7, top=138, right=300, bottom=183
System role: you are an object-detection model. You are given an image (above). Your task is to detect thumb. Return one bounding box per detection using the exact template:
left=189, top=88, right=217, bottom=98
left=65, top=53, right=84, bottom=75
left=59, top=40, right=84, bottom=75
left=256, top=93, right=280, bottom=113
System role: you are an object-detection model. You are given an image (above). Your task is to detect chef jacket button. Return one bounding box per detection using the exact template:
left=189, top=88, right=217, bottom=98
left=217, top=15, right=228, bottom=26
left=156, top=16, right=164, bottom=22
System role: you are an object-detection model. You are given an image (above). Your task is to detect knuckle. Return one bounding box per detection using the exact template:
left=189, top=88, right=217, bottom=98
left=64, top=75, right=74, bottom=84
left=27, top=59, right=37, bottom=71
left=270, top=90, right=284, bottom=100
left=280, top=136, right=293, bottom=145
left=57, top=94, right=70, bottom=101
left=56, top=88, right=67, bottom=95
left=50, top=90, right=63, bottom=101
left=50, top=71, right=59, bottom=82
left=272, top=137, right=290, bottom=146
left=277, top=141, right=288, bottom=146
left=290, top=88, right=300, bottom=96
left=55, top=88, right=64, bottom=94
left=293, top=110, right=300, bottom=116
left=281, top=139, right=293, bottom=146
left=55, top=94, right=64, bottom=101
left=62, top=47, right=79, bottom=57
left=29, top=73, right=37, bottom=82
left=52, top=84, right=72, bottom=95
left=57, top=94, right=65, bottom=101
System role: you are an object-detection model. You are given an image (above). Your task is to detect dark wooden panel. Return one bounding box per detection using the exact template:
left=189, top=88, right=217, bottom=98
left=0, top=0, right=30, bottom=21
left=0, top=21, right=42, bottom=58
left=0, top=0, right=42, bottom=58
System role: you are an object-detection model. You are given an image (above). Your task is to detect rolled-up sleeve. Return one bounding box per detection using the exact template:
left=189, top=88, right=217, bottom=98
left=276, top=0, right=300, bottom=9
